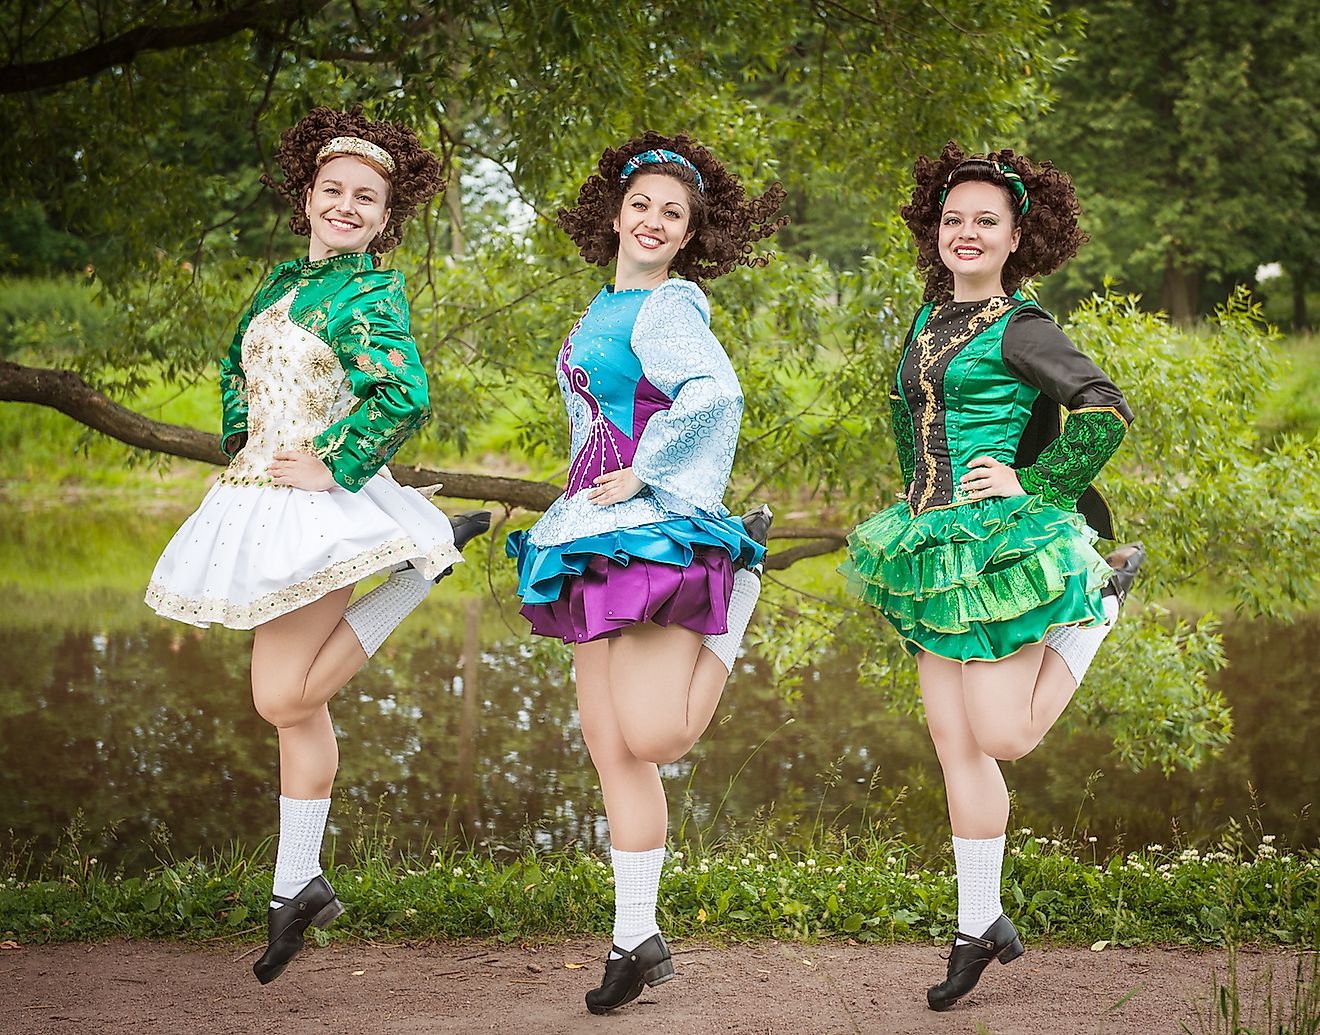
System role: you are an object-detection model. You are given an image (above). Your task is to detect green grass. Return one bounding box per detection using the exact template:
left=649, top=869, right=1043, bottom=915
left=3, top=819, right=1316, bottom=950
left=1258, top=331, right=1320, bottom=447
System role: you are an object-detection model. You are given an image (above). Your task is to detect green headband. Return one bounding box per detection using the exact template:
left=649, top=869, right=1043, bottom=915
left=939, top=158, right=1030, bottom=216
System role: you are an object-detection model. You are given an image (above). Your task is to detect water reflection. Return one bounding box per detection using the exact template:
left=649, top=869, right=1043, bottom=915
left=1, top=504, right=1317, bottom=873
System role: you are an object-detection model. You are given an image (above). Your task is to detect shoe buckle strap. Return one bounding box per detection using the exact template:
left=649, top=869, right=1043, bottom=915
left=269, top=893, right=308, bottom=910
left=954, top=931, right=995, bottom=950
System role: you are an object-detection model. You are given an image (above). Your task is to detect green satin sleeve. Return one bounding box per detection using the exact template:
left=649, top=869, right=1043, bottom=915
left=1017, top=407, right=1127, bottom=509
left=219, top=302, right=260, bottom=458
left=889, top=388, right=916, bottom=488
left=312, top=270, right=431, bottom=491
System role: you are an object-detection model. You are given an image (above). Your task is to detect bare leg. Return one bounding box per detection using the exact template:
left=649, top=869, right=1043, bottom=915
left=961, top=643, right=1079, bottom=761
left=251, top=587, right=355, bottom=798
left=918, top=651, right=1008, bottom=839
left=250, top=586, right=357, bottom=729
left=300, top=622, right=369, bottom=708
left=277, top=705, right=339, bottom=798
left=608, top=623, right=732, bottom=764
left=575, top=640, right=667, bottom=851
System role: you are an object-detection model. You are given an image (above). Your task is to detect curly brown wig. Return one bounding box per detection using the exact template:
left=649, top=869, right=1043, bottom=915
left=557, top=131, right=787, bottom=284
left=262, top=106, right=445, bottom=255
left=901, top=141, right=1088, bottom=302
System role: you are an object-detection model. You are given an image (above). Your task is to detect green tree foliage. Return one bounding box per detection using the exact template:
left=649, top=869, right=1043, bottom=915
left=1029, top=0, right=1320, bottom=325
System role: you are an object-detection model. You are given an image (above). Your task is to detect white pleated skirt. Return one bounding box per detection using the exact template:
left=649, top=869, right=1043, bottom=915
left=145, top=470, right=461, bottom=630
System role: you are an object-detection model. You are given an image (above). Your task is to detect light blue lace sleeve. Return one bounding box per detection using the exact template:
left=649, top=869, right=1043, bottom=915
left=629, top=280, right=742, bottom=517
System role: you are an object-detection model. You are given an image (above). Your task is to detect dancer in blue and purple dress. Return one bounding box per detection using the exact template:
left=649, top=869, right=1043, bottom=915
left=506, top=132, right=785, bottom=1014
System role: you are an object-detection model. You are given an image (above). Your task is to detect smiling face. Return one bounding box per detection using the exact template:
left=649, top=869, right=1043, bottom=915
left=938, top=179, right=1021, bottom=300
left=304, top=155, right=392, bottom=260
left=611, top=172, right=695, bottom=287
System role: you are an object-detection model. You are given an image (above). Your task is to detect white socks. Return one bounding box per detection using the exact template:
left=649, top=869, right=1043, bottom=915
left=701, top=569, right=762, bottom=673
left=953, top=834, right=1005, bottom=943
left=609, top=846, right=665, bottom=954
left=1043, top=594, right=1120, bottom=685
left=343, top=566, right=431, bottom=658
left=271, top=795, right=331, bottom=907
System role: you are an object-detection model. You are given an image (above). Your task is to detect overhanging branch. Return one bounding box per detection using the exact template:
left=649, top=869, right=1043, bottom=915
left=1, top=0, right=332, bottom=94
left=0, top=358, right=849, bottom=567
left=0, top=359, right=561, bottom=510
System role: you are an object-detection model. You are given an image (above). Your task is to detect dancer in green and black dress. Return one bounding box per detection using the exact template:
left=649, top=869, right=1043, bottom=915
left=840, top=142, right=1144, bottom=1011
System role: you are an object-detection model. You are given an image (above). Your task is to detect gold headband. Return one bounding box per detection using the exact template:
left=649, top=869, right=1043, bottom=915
left=315, top=136, right=396, bottom=175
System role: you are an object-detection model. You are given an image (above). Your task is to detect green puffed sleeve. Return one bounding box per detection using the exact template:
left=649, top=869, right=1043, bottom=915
left=313, top=269, right=431, bottom=491
left=888, top=387, right=916, bottom=489
left=219, top=303, right=258, bottom=458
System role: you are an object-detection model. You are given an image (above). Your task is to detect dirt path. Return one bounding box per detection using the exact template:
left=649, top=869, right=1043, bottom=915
left=0, top=938, right=1296, bottom=1034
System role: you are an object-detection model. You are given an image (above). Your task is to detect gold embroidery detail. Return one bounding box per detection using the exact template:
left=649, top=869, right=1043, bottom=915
left=145, top=538, right=464, bottom=630
left=911, top=298, right=1016, bottom=514
left=222, top=291, right=354, bottom=485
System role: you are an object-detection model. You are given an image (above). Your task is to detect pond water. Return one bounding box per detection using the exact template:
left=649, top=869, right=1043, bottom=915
left=1, top=501, right=1316, bottom=873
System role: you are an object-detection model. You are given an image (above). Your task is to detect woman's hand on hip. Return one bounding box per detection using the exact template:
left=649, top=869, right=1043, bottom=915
left=960, top=456, right=1025, bottom=499
left=268, top=450, right=336, bottom=491
left=588, top=467, right=644, bottom=506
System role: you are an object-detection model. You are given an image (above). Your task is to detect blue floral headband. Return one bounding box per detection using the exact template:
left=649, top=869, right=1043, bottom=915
left=939, top=158, right=1029, bottom=216
left=619, top=148, right=706, bottom=193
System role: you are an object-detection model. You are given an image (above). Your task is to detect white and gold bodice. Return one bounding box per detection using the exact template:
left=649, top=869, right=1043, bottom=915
left=219, top=291, right=357, bottom=486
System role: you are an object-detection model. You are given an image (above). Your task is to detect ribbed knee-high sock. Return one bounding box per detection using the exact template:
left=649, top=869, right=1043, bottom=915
left=343, top=567, right=431, bottom=658
left=609, top=846, right=665, bottom=954
left=953, top=834, right=1005, bottom=944
left=271, top=796, right=331, bottom=907
left=701, top=569, right=762, bottom=674
left=1043, top=594, right=1120, bottom=685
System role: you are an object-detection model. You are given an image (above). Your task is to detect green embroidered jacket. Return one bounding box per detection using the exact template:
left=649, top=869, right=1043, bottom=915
left=219, top=252, right=431, bottom=491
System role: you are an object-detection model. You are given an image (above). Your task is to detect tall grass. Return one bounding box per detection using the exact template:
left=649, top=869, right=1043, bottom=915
left=1184, top=948, right=1320, bottom=1035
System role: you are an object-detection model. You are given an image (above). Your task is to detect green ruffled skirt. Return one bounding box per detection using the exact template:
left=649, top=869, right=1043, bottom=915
left=839, top=495, right=1111, bottom=662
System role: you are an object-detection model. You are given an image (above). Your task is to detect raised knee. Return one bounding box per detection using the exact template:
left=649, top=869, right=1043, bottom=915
left=623, top=728, right=692, bottom=765
left=974, top=729, right=1038, bottom=762
left=251, top=683, right=305, bottom=729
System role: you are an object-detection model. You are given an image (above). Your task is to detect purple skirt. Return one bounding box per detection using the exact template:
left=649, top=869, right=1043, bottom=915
left=519, top=547, right=734, bottom=644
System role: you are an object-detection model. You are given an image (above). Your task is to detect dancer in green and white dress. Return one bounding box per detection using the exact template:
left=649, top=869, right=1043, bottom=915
left=146, top=107, right=488, bottom=985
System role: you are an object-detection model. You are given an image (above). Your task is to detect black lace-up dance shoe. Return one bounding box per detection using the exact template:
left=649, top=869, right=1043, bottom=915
left=926, top=914, right=1025, bottom=1011
left=741, top=503, right=774, bottom=576
left=430, top=509, right=492, bottom=583
left=252, top=875, right=344, bottom=985
left=1100, top=541, right=1145, bottom=608
left=584, top=933, right=675, bottom=1015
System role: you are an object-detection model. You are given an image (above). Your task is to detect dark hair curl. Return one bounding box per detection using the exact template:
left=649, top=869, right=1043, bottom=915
left=901, top=140, right=1088, bottom=302
left=262, top=105, right=445, bottom=255
left=557, top=131, right=787, bottom=284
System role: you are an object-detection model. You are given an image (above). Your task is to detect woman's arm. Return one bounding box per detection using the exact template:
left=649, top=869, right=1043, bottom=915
left=219, top=312, right=255, bottom=458
left=628, top=281, right=744, bottom=516
left=1003, top=311, right=1133, bottom=509
left=314, top=269, right=432, bottom=491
